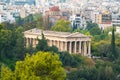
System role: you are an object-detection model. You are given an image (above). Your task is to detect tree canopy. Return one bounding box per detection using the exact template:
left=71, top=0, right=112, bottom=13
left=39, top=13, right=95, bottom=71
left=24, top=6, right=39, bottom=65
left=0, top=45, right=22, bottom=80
left=51, top=19, right=71, bottom=32
left=0, top=51, right=66, bottom=80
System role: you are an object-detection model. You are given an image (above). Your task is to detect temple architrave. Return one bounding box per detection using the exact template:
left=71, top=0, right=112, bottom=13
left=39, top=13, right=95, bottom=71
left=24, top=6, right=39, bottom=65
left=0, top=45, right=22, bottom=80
left=23, top=28, right=91, bottom=57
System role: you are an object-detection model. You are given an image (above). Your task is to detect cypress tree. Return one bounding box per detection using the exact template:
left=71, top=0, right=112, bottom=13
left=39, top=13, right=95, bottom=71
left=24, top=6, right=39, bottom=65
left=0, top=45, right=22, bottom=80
left=111, top=27, right=117, bottom=59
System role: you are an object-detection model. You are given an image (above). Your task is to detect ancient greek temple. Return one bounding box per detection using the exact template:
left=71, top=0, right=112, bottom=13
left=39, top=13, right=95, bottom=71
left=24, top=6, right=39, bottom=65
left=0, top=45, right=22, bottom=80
left=23, top=28, right=91, bottom=57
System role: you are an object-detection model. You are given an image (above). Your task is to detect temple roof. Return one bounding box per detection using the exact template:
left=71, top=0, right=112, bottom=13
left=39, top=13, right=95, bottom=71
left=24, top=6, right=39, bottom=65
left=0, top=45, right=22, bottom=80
left=24, top=28, right=90, bottom=38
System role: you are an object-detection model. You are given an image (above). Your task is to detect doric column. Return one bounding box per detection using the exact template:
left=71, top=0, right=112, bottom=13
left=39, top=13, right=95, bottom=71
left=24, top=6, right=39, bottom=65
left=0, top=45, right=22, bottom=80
left=28, top=38, right=30, bottom=46
left=54, top=40, right=56, bottom=46
left=30, top=38, right=31, bottom=45
left=58, top=41, right=60, bottom=50
left=65, top=42, right=67, bottom=51
left=56, top=41, right=58, bottom=48
left=51, top=40, right=54, bottom=46
left=33, top=39, right=35, bottom=47
left=61, top=41, right=63, bottom=51
left=36, top=39, right=38, bottom=44
left=84, top=41, right=87, bottom=56
left=31, top=38, right=33, bottom=46
left=50, top=40, right=52, bottom=46
left=52, top=40, right=54, bottom=46
left=26, top=38, right=29, bottom=47
left=35, top=39, right=37, bottom=47
left=74, top=41, right=77, bottom=53
left=53, top=40, right=55, bottom=46
left=88, top=41, right=91, bottom=56
left=35, top=39, right=37, bottom=45
left=79, top=41, right=81, bottom=54
left=55, top=41, right=57, bottom=46
left=69, top=42, right=72, bottom=54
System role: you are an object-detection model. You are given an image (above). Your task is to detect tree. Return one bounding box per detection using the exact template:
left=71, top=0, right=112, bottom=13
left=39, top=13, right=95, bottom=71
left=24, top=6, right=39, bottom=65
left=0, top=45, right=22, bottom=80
left=35, top=32, right=59, bottom=53
left=51, top=19, right=71, bottom=32
left=24, top=14, right=34, bottom=23
left=14, top=27, right=25, bottom=59
left=86, top=22, right=101, bottom=36
left=0, top=65, right=13, bottom=80
left=49, top=45, right=59, bottom=53
left=36, top=33, right=49, bottom=52
left=59, top=52, right=74, bottom=67
left=0, top=28, right=13, bottom=59
left=67, top=67, right=98, bottom=80
left=0, top=25, right=26, bottom=69
left=89, top=27, right=101, bottom=36
left=0, top=51, right=66, bottom=80
left=92, top=40, right=110, bottom=57
left=110, top=27, right=117, bottom=59
left=86, top=22, right=98, bottom=30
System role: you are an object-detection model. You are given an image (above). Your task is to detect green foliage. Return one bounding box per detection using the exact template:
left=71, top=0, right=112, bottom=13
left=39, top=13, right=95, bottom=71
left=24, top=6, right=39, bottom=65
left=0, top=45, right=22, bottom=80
left=15, top=13, right=45, bottom=31
left=89, top=27, right=101, bottom=36
left=0, top=24, right=3, bottom=30
left=86, top=22, right=98, bottom=30
left=14, top=27, right=25, bottom=59
left=92, top=40, right=110, bottom=57
left=110, top=27, right=118, bottom=60
left=24, top=14, right=34, bottom=23
left=51, top=19, right=71, bottom=32
left=67, top=60, right=115, bottom=80
left=67, top=67, right=98, bottom=80
left=0, top=28, right=13, bottom=58
left=36, top=33, right=49, bottom=52
left=81, top=56, right=95, bottom=67
left=0, top=51, right=66, bottom=80
left=0, top=24, right=25, bottom=69
left=49, top=45, right=59, bottom=53
left=59, top=52, right=94, bottom=68
left=97, top=66, right=115, bottom=80
left=0, top=66, right=13, bottom=80
left=35, top=33, right=59, bottom=53
left=59, top=52, right=74, bottom=67
left=73, top=29, right=89, bottom=34
left=113, top=57, right=120, bottom=73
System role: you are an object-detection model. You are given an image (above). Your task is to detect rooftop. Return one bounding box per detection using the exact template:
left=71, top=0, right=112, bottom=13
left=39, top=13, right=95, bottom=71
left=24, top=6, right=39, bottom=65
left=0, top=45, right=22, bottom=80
left=24, top=28, right=90, bottom=38
left=50, top=6, right=60, bottom=11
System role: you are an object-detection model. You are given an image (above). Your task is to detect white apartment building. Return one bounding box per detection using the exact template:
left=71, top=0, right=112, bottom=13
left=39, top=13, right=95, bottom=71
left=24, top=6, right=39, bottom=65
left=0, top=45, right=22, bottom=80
left=70, top=14, right=86, bottom=29
left=112, top=13, right=120, bottom=26
left=0, top=12, right=15, bottom=23
left=0, top=2, right=15, bottom=23
left=91, top=11, right=100, bottom=23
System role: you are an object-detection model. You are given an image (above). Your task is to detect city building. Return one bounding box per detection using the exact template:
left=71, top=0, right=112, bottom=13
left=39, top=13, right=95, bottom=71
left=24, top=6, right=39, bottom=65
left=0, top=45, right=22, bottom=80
left=98, top=10, right=113, bottom=29
left=23, top=28, right=91, bottom=57
left=112, top=13, right=120, bottom=26
left=43, top=6, right=69, bottom=28
left=70, top=14, right=87, bottom=29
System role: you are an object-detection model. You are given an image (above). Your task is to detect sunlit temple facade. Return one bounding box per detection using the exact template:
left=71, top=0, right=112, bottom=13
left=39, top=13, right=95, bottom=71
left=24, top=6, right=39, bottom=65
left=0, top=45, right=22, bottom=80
left=23, top=28, right=91, bottom=57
